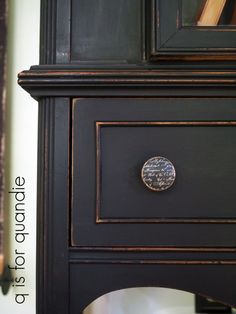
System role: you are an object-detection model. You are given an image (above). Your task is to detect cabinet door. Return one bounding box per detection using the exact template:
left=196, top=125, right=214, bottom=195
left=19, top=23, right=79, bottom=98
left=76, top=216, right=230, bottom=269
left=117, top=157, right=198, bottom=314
left=71, top=0, right=142, bottom=63
left=71, top=98, right=236, bottom=248
left=151, top=0, right=236, bottom=60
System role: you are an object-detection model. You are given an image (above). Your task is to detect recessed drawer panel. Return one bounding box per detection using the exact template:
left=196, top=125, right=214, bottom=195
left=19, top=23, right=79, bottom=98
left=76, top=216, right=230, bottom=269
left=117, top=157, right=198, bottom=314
left=71, top=98, right=236, bottom=248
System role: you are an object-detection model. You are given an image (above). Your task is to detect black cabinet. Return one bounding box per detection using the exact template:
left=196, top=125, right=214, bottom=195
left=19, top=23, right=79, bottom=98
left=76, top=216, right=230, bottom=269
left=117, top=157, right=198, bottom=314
left=72, top=98, right=236, bottom=248
left=18, top=1, right=236, bottom=313
left=151, top=0, right=236, bottom=60
left=71, top=0, right=142, bottom=62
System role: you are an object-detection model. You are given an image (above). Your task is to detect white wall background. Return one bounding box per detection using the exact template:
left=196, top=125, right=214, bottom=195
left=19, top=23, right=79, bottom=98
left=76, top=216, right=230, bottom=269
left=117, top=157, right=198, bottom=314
left=0, top=1, right=234, bottom=314
left=0, top=0, right=39, bottom=313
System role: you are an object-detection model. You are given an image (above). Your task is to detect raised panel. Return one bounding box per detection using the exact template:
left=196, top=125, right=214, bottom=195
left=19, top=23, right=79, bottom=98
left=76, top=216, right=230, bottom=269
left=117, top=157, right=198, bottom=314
left=71, top=97, right=236, bottom=248
left=97, top=122, right=236, bottom=223
left=71, top=0, right=142, bottom=63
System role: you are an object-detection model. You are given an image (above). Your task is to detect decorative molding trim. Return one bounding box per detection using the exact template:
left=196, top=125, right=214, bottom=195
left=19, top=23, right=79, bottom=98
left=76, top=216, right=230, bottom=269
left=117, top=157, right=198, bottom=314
left=18, top=68, right=236, bottom=98
left=150, top=0, right=236, bottom=61
left=96, top=121, right=236, bottom=224
left=70, top=259, right=236, bottom=265
left=70, top=246, right=236, bottom=252
left=37, top=98, right=70, bottom=314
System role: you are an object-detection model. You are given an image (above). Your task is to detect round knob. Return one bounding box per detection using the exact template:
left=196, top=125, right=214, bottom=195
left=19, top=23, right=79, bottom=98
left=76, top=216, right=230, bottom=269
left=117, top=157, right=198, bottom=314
left=141, top=156, right=176, bottom=192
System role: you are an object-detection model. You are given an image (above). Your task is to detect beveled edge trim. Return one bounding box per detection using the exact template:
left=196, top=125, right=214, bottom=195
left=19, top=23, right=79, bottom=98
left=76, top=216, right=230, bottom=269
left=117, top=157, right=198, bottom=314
left=97, top=121, right=236, bottom=126
left=96, top=121, right=236, bottom=224
left=70, top=259, right=236, bottom=265
left=18, top=69, right=236, bottom=85
left=71, top=99, right=76, bottom=247
left=96, top=218, right=236, bottom=224
left=150, top=51, right=236, bottom=62
left=18, top=68, right=236, bottom=99
left=151, top=0, right=236, bottom=61
left=70, top=246, right=236, bottom=252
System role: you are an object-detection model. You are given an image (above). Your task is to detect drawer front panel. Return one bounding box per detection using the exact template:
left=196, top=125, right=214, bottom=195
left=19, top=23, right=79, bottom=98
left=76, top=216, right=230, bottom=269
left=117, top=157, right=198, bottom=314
left=71, top=98, right=236, bottom=248
left=97, top=122, right=236, bottom=222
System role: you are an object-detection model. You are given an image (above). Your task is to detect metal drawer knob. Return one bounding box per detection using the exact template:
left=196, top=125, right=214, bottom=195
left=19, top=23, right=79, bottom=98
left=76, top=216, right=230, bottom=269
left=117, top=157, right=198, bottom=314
left=141, top=156, right=176, bottom=192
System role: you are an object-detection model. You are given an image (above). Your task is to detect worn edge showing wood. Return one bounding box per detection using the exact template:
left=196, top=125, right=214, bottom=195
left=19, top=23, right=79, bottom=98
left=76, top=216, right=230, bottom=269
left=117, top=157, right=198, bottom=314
left=95, top=121, right=236, bottom=224
left=0, top=255, right=3, bottom=275
left=151, top=0, right=236, bottom=61
left=17, top=69, right=236, bottom=99
left=18, top=69, right=236, bottom=86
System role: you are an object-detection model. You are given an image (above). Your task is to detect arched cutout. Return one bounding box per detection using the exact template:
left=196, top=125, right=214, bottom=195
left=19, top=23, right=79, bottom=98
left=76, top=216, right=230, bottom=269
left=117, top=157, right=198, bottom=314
left=70, top=263, right=236, bottom=312
left=83, top=287, right=234, bottom=314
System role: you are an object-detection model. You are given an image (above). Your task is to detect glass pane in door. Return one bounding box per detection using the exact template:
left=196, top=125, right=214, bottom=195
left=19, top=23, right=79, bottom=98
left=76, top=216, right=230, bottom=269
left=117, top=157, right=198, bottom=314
left=182, top=0, right=236, bottom=26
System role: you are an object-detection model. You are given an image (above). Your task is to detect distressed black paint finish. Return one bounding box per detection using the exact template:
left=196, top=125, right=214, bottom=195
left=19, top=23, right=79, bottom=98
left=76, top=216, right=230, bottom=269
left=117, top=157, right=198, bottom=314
left=195, top=294, right=232, bottom=313
left=18, top=0, right=236, bottom=313
left=71, top=0, right=142, bottom=62
left=18, top=68, right=236, bottom=99
left=36, top=98, right=70, bottom=314
left=151, top=0, right=236, bottom=61
left=71, top=98, right=236, bottom=248
left=70, top=263, right=236, bottom=313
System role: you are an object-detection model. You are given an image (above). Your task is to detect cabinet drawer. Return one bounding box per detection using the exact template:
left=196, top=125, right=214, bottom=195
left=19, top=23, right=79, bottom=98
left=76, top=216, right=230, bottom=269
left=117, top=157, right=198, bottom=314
left=71, top=98, right=236, bottom=248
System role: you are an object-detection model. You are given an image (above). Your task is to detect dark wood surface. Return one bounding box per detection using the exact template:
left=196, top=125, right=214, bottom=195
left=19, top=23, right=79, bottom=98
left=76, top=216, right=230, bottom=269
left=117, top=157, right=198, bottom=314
left=151, top=0, right=236, bottom=61
left=37, top=0, right=236, bottom=66
left=72, top=98, right=236, bottom=248
left=36, top=98, right=70, bottom=314
left=18, top=0, right=236, bottom=313
left=18, top=68, right=236, bottom=99
left=195, top=294, right=232, bottom=313
left=71, top=0, right=142, bottom=62
left=70, top=263, right=236, bottom=313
